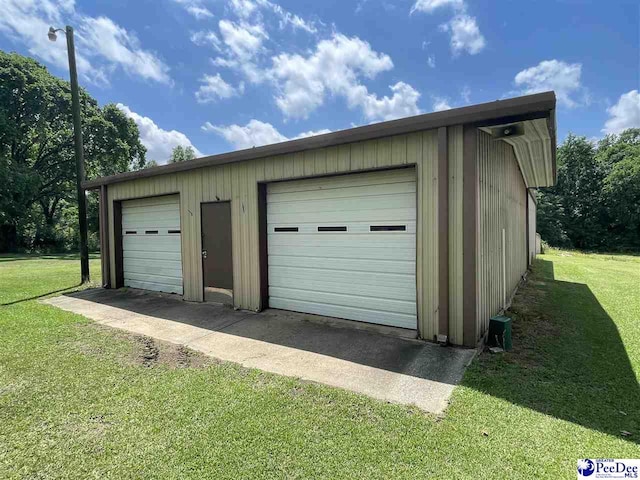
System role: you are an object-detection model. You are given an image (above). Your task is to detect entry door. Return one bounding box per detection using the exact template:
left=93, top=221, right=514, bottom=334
left=267, top=169, right=417, bottom=330
left=201, top=202, right=233, bottom=303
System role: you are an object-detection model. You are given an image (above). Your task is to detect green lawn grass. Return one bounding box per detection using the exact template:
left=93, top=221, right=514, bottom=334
left=1, top=251, right=638, bottom=478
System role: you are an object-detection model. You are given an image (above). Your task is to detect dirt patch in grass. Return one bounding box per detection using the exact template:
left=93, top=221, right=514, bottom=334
left=130, top=334, right=213, bottom=369
left=70, top=323, right=212, bottom=370
left=136, top=336, right=159, bottom=367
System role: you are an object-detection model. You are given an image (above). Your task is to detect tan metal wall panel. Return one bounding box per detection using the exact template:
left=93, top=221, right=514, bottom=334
left=447, top=126, right=464, bottom=345
left=417, top=129, right=439, bottom=341
left=476, top=130, right=527, bottom=337
left=107, top=130, right=440, bottom=338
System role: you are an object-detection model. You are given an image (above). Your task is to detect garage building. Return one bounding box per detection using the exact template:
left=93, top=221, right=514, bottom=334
left=86, top=92, right=556, bottom=347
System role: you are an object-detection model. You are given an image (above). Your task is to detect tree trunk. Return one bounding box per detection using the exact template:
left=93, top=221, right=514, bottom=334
left=0, top=223, right=18, bottom=252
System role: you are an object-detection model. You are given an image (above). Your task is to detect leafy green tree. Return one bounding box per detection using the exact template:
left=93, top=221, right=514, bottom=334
left=554, top=134, right=605, bottom=249
left=536, top=190, right=571, bottom=248
left=0, top=50, right=146, bottom=251
left=169, top=145, right=196, bottom=163
left=538, top=129, right=640, bottom=252
left=598, top=129, right=640, bottom=249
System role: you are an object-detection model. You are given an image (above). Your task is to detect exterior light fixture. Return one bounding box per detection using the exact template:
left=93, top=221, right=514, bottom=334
left=47, top=25, right=90, bottom=283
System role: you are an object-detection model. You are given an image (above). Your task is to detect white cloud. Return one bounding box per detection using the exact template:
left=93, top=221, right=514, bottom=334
left=195, top=74, right=244, bottom=103
left=117, top=104, right=202, bottom=164
left=410, top=0, right=485, bottom=56
left=0, top=0, right=106, bottom=85
left=440, top=14, right=485, bottom=55
left=270, top=33, right=419, bottom=121
left=460, top=85, right=471, bottom=103
left=187, top=5, right=214, bottom=19
left=513, top=59, right=584, bottom=108
left=202, top=119, right=287, bottom=149
left=218, top=19, right=267, bottom=60
left=229, top=0, right=257, bottom=19
left=432, top=97, right=452, bottom=111
left=0, top=0, right=169, bottom=86
left=359, top=82, right=422, bottom=121
left=295, top=128, right=332, bottom=138
left=255, top=0, right=318, bottom=34
left=204, top=19, right=269, bottom=84
left=411, top=0, right=464, bottom=14
left=202, top=118, right=332, bottom=149
left=227, top=0, right=317, bottom=33
left=79, top=16, right=171, bottom=84
left=190, top=30, right=222, bottom=50
left=602, top=90, right=640, bottom=134
left=427, top=54, right=436, bottom=68
left=431, top=87, right=470, bottom=112
left=174, top=0, right=213, bottom=19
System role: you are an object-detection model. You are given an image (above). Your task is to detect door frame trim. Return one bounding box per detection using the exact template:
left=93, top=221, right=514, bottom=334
left=257, top=184, right=269, bottom=310
left=200, top=200, right=234, bottom=303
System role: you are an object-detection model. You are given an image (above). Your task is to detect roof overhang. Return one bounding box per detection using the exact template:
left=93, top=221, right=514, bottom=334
left=84, top=91, right=557, bottom=190
left=479, top=115, right=556, bottom=188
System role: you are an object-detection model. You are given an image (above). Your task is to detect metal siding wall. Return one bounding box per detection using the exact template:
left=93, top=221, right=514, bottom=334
left=106, top=131, right=440, bottom=338
left=476, top=130, right=527, bottom=337
left=447, top=126, right=464, bottom=345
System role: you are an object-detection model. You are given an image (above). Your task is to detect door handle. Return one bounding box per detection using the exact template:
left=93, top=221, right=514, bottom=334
left=202, top=250, right=207, bottom=259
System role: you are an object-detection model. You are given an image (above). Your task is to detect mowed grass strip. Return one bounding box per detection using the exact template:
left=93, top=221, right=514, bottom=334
left=0, top=251, right=638, bottom=479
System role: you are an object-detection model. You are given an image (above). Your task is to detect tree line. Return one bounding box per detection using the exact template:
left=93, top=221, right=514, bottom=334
left=0, top=51, right=149, bottom=252
left=1, top=51, right=638, bottom=254
left=537, top=129, right=639, bottom=251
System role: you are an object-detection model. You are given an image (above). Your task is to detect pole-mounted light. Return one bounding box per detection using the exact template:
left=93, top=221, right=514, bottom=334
left=47, top=27, right=62, bottom=42
left=48, top=25, right=90, bottom=284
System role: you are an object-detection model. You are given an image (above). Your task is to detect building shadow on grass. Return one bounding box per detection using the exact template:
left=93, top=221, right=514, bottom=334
left=2, top=284, right=82, bottom=306
left=463, top=258, right=640, bottom=442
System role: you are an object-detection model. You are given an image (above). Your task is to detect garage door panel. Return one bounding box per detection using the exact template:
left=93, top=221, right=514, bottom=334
left=268, top=208, right=415, bottom=225
left=122, top=195, right=183, bottom=295
left=123, top=195, right=180, bottom=207
left=267, top=193, right=415, bottom=215
left=123, top=250, right=182, bottom=262
left=268, top=233, right=415, bottom=249
left=268, top=222, right=417, bottom=234
left=267, top=169, right=417, bottom=329
left=269, top=277, right=416, bottom=302
left=268, top=245, right=415, bottom=261
left=268, top=255, right=415, bottom=275
left=124, top=279, right=182, bottom=294
left=269, top=265, right=415, bottom=288
left=123, top=235, right=181, bottom=251
left=122, top=219, right=180, bottom=230
left=123, top=271, right=182, bottom=287
left=268, top=168, right=415, bottom=193
left=267, top=182, right=416, bottom=203
left=123, top=260, right=182, bottom=277
left=268, top=298, right=416, bottom=329
left=269, top=287, right=416, bottom=315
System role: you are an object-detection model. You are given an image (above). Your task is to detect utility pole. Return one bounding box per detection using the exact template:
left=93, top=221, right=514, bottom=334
left=49, top=25, right=89, bottom=283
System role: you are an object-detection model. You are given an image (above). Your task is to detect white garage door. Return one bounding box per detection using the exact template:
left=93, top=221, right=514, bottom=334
left=267, top=169, right=417, bottom=329
left=122, top=195, right=183, bottom=295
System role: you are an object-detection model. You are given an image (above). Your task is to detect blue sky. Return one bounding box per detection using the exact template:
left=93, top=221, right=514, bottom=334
left=1, top=0, right=638, bottom=164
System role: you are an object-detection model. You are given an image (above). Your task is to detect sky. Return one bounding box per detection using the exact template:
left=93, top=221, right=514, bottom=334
left=0, top=0, right=638, bottom=164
